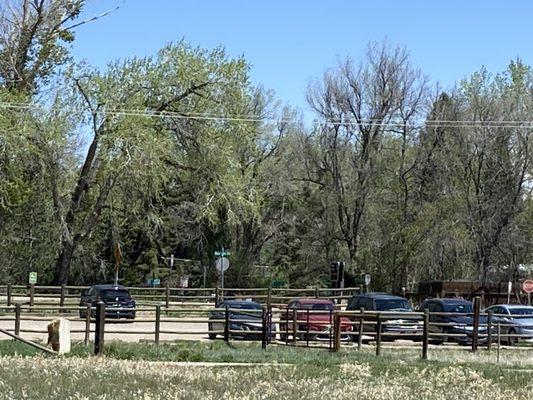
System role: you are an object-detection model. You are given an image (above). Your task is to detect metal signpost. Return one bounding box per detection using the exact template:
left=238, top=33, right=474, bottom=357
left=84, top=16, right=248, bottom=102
left=215, top=248, right=230, bottom=289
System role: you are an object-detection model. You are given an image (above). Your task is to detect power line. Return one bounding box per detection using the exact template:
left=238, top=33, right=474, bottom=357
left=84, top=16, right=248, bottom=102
left=0, top=101, right=532, bottom=129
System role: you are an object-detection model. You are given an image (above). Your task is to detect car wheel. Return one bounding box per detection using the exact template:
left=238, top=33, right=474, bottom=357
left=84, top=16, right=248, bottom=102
left=208, top=323, right=217, bottom=340
left=507, top=329, right=517, bottom=346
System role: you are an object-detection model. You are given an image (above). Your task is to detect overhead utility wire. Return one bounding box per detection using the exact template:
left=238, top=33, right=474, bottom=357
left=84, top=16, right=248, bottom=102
left=0, top=102, right=531, bottom=129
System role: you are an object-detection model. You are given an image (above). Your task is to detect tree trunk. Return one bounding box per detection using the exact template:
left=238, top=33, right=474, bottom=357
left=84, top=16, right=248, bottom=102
left=53, top=239, right=75, bottom=285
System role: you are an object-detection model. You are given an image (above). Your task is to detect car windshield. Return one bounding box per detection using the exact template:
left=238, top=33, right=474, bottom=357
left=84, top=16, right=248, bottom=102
left=509, top=308, right=533, bottom=316
left=443, top=303, right=472, bottom=313
left=100, top=289, right=131, bottom=301
left=375, top=299, right=411, bottom=311
left=224, top=303, right=260, bottom=310
left=300, top=302, right=333, bottom=311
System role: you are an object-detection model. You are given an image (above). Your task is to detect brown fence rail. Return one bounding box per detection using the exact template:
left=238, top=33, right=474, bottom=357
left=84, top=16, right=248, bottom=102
left=0, top=284, right=362, bottom=309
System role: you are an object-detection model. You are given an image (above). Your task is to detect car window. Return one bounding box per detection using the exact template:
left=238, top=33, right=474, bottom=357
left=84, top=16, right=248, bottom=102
left=87, top=287, right=95, bottom=296
left=375, top=299, right=412, bottom=311
left=509, top=308, right=533, bottom=316
left=100, top=289, right=131, bottom=301
left=226, top=303, right=261, bottom=310
left=443, top=303, right=472, bottom=313
left=427, top=302, right=442, bottom=312
left=299, top=302, right=333, bottom=311
left=348, top=296, right=359, bottom=309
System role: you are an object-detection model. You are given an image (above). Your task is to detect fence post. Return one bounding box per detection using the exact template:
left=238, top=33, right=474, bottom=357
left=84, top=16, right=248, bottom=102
left=487, top=310, right=493, bottom=351
left=292, top=308, right=298, bottom=345
left=375, top=315, right=382, bottom=356
left=224, top=305, right=230, bottom=343
left=333, top=313, right=341, bottom=352
left=84, top=304, right=91, bottom=346
left=59, top=284, right=66, bottom=313
left=315, top=287, right=320, bottom=299
left=422, top=308, right=429, bottom=360
left=94, top=301, right=106, bottom=356
left=358, top=307, right=364, bottom=350
left=215, top=287, right=220, bottom=306
left=497, top=322, right=501, bottom=363
left=165, top=283, right=170, bottom=314
left=29, top=284, right=34, bottom=310
left=14, top=303, right=21, bottom=336
left=155, top=305, right=161, bottom=346
left=6, top=284, right=11, bottom=306
left=471, top=296, right=481, bottom=353
left=267, top=286, right=272, bottom=309
left=261, top=306, right=268, bottom=350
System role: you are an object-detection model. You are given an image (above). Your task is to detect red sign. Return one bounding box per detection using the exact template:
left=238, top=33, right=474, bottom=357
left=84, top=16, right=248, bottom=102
left=522, top=280, right=533, bottom=294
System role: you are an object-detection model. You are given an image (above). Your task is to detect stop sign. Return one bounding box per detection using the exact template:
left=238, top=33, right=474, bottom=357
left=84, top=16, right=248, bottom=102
left=522, top=280, right=533, bottom=294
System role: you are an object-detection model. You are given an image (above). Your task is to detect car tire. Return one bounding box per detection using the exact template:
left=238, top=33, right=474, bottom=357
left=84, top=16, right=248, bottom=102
left=208, top=323, right=217, bottom=340
left=507, top=329, right=517, bottom=346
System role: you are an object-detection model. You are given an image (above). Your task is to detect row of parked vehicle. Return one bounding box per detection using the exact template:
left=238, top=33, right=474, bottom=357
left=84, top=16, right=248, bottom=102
left=78, top=285, right=533, bottom=346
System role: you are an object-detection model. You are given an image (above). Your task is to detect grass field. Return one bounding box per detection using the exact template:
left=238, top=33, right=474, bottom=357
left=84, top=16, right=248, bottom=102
left=0, top=340, right=533, bottom=399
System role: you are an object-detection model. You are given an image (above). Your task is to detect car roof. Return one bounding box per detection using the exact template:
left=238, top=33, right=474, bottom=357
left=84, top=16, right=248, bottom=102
left=220, top=300, right=261, bottom=306
left=295, top=298, right=334, bottom=304
left=356, top=293, right=407, bottom=300
left=91, top=284, right=128, bottom=290
left=494, top=304, right=533, bottom=309
left=426, top=298, right=471, bottom=304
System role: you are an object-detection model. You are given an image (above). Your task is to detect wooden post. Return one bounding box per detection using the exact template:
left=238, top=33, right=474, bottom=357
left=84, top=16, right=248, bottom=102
left=6, top=284, right=11, bottom=307
left=358, top=307, right=364, bottom=350
left=471, top=296, right=481, bottom=353
left=422, top=308, right=429, bottom=360
left=487, top=310, right=493, bottom=351
left=155, top=305, right=161, bottom=346
left=94, top=302, right=106, bottom=356
left=315, top=287, right=320, bottom=299
left=215, top=287, right=220, bottom=306
left=224, top=306, right=230, bottom=343
left=497, top=322, right=501, bottom=363
left=261, top=306, right=268, bottom=350
left=29, top=284, right=34, bottom=309
left=292, top=308, right=298, bottom=345
left=376, top=315, right=382, bottom=356
left=165, top=283, right=170, bottom=314
left=333, top=313, right=341, bottom=352
left=84, top=304, right=91, bottom=346
left=267, top=286, right=272, bottom=309
left=14, top=303, right=21, bottom=336
left=59, top=284, right=66, bottom=313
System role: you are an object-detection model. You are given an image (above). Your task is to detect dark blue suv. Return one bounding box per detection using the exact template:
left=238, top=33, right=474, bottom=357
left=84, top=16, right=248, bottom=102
left=79, top=284, right=136, bottom=320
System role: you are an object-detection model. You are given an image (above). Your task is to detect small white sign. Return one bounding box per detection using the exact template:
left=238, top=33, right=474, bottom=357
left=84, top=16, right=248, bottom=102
left=215, top=257, right=230, bottom=273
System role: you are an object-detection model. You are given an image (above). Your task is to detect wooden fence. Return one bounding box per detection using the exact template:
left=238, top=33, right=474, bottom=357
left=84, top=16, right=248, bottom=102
left=1, top=296, right=531, bottom=358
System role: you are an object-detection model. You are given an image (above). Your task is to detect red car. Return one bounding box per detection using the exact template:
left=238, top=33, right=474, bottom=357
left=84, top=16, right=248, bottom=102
left=279, top=299, right=352, bottom=341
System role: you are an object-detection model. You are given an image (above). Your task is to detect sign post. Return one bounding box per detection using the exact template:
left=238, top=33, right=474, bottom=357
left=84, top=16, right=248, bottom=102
left=522, top=280, right=533, bottom=305
left=215, top=247, right=230, bottom=289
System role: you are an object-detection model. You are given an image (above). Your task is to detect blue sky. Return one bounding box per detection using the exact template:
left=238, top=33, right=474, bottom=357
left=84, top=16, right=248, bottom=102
left=71, top=1, right=533, bottom=114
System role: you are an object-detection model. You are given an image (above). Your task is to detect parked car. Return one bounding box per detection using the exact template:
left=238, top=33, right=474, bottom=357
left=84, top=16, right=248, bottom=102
left=208, top=300, right=274, bottom=340
left=79, top=284, right=136, bottom=320
left=484, top=304, right=533, bottom=346
left=279, top=299, right=352, bottom=341
left=346, top=293, right=423, bottom=341
left=418, top=298, right=487, bottom=345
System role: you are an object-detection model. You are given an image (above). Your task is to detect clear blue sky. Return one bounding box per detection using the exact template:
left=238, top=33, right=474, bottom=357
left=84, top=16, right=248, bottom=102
left=71, top=0, right=533, bottom=114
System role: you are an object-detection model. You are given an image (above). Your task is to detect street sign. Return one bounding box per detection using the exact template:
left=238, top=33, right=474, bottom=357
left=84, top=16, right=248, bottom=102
left=215, top=257, right=230, bottom=273
left=28, top=272, right=37, bottom=285
left=522, top=280, right=533, bottom=294
left=146, top=278, right=160, bottom=287
left=180, top=276, right=189, bottom=288
left=214, top=250, right=231, bottom=257
left=364, top=274, right=371, bottom=286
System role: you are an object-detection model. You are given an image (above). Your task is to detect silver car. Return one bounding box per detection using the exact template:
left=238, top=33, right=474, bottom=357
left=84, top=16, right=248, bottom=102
left=484, top=304, right=533, bottom=346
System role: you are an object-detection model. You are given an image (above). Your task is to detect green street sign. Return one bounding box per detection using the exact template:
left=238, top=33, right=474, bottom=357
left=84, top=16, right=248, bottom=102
left=214, top=251, right=231, bottom=257
left=28, top=272, right=37, bottom=285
